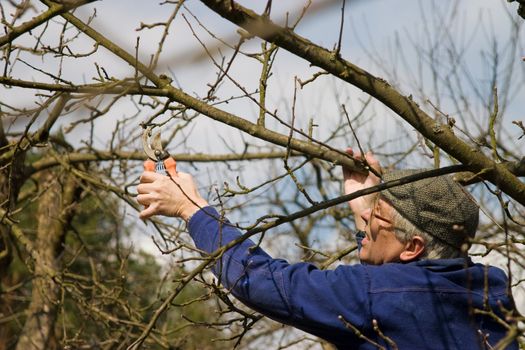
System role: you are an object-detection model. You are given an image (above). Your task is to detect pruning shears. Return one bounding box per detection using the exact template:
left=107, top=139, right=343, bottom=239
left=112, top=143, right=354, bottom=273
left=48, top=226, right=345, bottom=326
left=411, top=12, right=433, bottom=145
left=142, top=126, right=177, bottom=175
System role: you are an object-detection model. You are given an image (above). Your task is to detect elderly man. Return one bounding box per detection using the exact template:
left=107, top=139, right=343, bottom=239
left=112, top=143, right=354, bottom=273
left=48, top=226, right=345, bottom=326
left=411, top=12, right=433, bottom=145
left=137, top=150, right=519, bottom=350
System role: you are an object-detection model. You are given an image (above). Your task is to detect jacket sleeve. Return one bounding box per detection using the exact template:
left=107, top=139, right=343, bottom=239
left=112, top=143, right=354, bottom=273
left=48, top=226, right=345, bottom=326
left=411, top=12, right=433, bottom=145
left=187, top=207, right=371, bottom=343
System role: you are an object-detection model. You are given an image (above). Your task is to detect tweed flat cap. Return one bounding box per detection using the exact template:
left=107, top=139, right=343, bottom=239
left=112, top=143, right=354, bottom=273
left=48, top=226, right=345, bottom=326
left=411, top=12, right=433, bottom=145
left=381, top=169, right=479, bottom=248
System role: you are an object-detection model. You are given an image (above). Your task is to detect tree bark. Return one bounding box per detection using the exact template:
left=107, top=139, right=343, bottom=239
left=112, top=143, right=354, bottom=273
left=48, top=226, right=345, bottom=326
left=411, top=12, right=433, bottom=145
left=15, top=172, right=80, bottom=350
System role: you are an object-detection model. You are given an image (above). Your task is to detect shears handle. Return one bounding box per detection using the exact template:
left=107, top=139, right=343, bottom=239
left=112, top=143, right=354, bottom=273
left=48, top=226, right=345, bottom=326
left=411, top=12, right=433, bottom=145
left=144, top=157, right=177, bottom=176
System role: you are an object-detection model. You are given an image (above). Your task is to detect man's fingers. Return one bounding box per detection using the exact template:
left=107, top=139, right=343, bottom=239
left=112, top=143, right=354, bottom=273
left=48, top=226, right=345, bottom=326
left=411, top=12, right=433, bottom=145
left=136, top=193, right=152, bottom=206
left=137, top=182, right=158, bottom=195
left=364, top=151, right=382, bottom=174
left=347, top=147, right=364, bottom=160
left=140, top=171, right=164, bottom=184
left=343, top=147, right=364, bottom=178
left=139, top=204, right=156, bottom=220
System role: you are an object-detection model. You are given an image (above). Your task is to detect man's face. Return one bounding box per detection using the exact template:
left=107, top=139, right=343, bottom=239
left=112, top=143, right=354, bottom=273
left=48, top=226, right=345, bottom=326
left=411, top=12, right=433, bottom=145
left=359, top=197, right=407, bottom=265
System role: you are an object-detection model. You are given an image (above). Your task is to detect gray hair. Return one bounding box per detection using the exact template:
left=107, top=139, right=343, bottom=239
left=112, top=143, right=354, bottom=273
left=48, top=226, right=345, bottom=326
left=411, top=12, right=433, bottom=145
left=390, top=206, right=466, bottom=260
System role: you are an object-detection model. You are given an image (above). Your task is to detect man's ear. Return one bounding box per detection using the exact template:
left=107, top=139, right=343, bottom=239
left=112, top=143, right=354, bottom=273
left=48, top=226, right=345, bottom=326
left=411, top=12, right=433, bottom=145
left=399, top=236, right=425, bottom=262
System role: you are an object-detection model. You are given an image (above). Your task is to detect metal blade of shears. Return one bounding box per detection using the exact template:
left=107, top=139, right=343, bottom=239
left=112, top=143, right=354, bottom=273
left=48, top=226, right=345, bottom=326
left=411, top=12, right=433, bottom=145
left=142, top=126, right=169, bottom=173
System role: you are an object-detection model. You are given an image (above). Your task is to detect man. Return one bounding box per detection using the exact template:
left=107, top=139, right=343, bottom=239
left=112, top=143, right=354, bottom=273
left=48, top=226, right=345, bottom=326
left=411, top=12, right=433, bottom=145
left=137, top=150, right=519, bottom=350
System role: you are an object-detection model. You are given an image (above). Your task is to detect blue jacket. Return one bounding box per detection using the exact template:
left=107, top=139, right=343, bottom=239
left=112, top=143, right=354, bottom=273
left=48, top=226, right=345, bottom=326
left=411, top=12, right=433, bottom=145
left=188, top=207, right=519, bottom=349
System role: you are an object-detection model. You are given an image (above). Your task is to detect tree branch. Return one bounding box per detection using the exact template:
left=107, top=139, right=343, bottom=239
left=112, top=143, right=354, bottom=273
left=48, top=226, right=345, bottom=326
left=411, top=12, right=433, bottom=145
left=0, top=76, right=169, bottom=97
left=27, top=150, right=301, bottom=174
left=39, top=0, right=367, bottom=173
left=0, top=0, right=95, bottom=48
left=198, top=0, right=525, bottom=205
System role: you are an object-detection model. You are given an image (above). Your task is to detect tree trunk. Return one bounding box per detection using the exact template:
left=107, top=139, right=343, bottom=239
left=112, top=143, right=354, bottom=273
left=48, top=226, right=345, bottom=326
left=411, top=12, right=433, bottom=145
left=15, top=172, right=80, bottom=350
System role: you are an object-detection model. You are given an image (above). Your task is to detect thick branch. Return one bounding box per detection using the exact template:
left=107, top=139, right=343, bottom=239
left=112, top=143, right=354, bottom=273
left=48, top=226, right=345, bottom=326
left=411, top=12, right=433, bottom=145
left=33, top=93, right=70, bottom=143
left=198, top=0, right=525, bottom=205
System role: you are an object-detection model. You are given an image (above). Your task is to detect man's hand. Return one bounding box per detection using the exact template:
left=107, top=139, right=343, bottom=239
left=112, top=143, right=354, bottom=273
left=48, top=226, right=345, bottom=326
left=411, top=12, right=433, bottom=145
left=137, top=171, right=208, bottom=221
left=343, top=148, right=382, bottom=231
